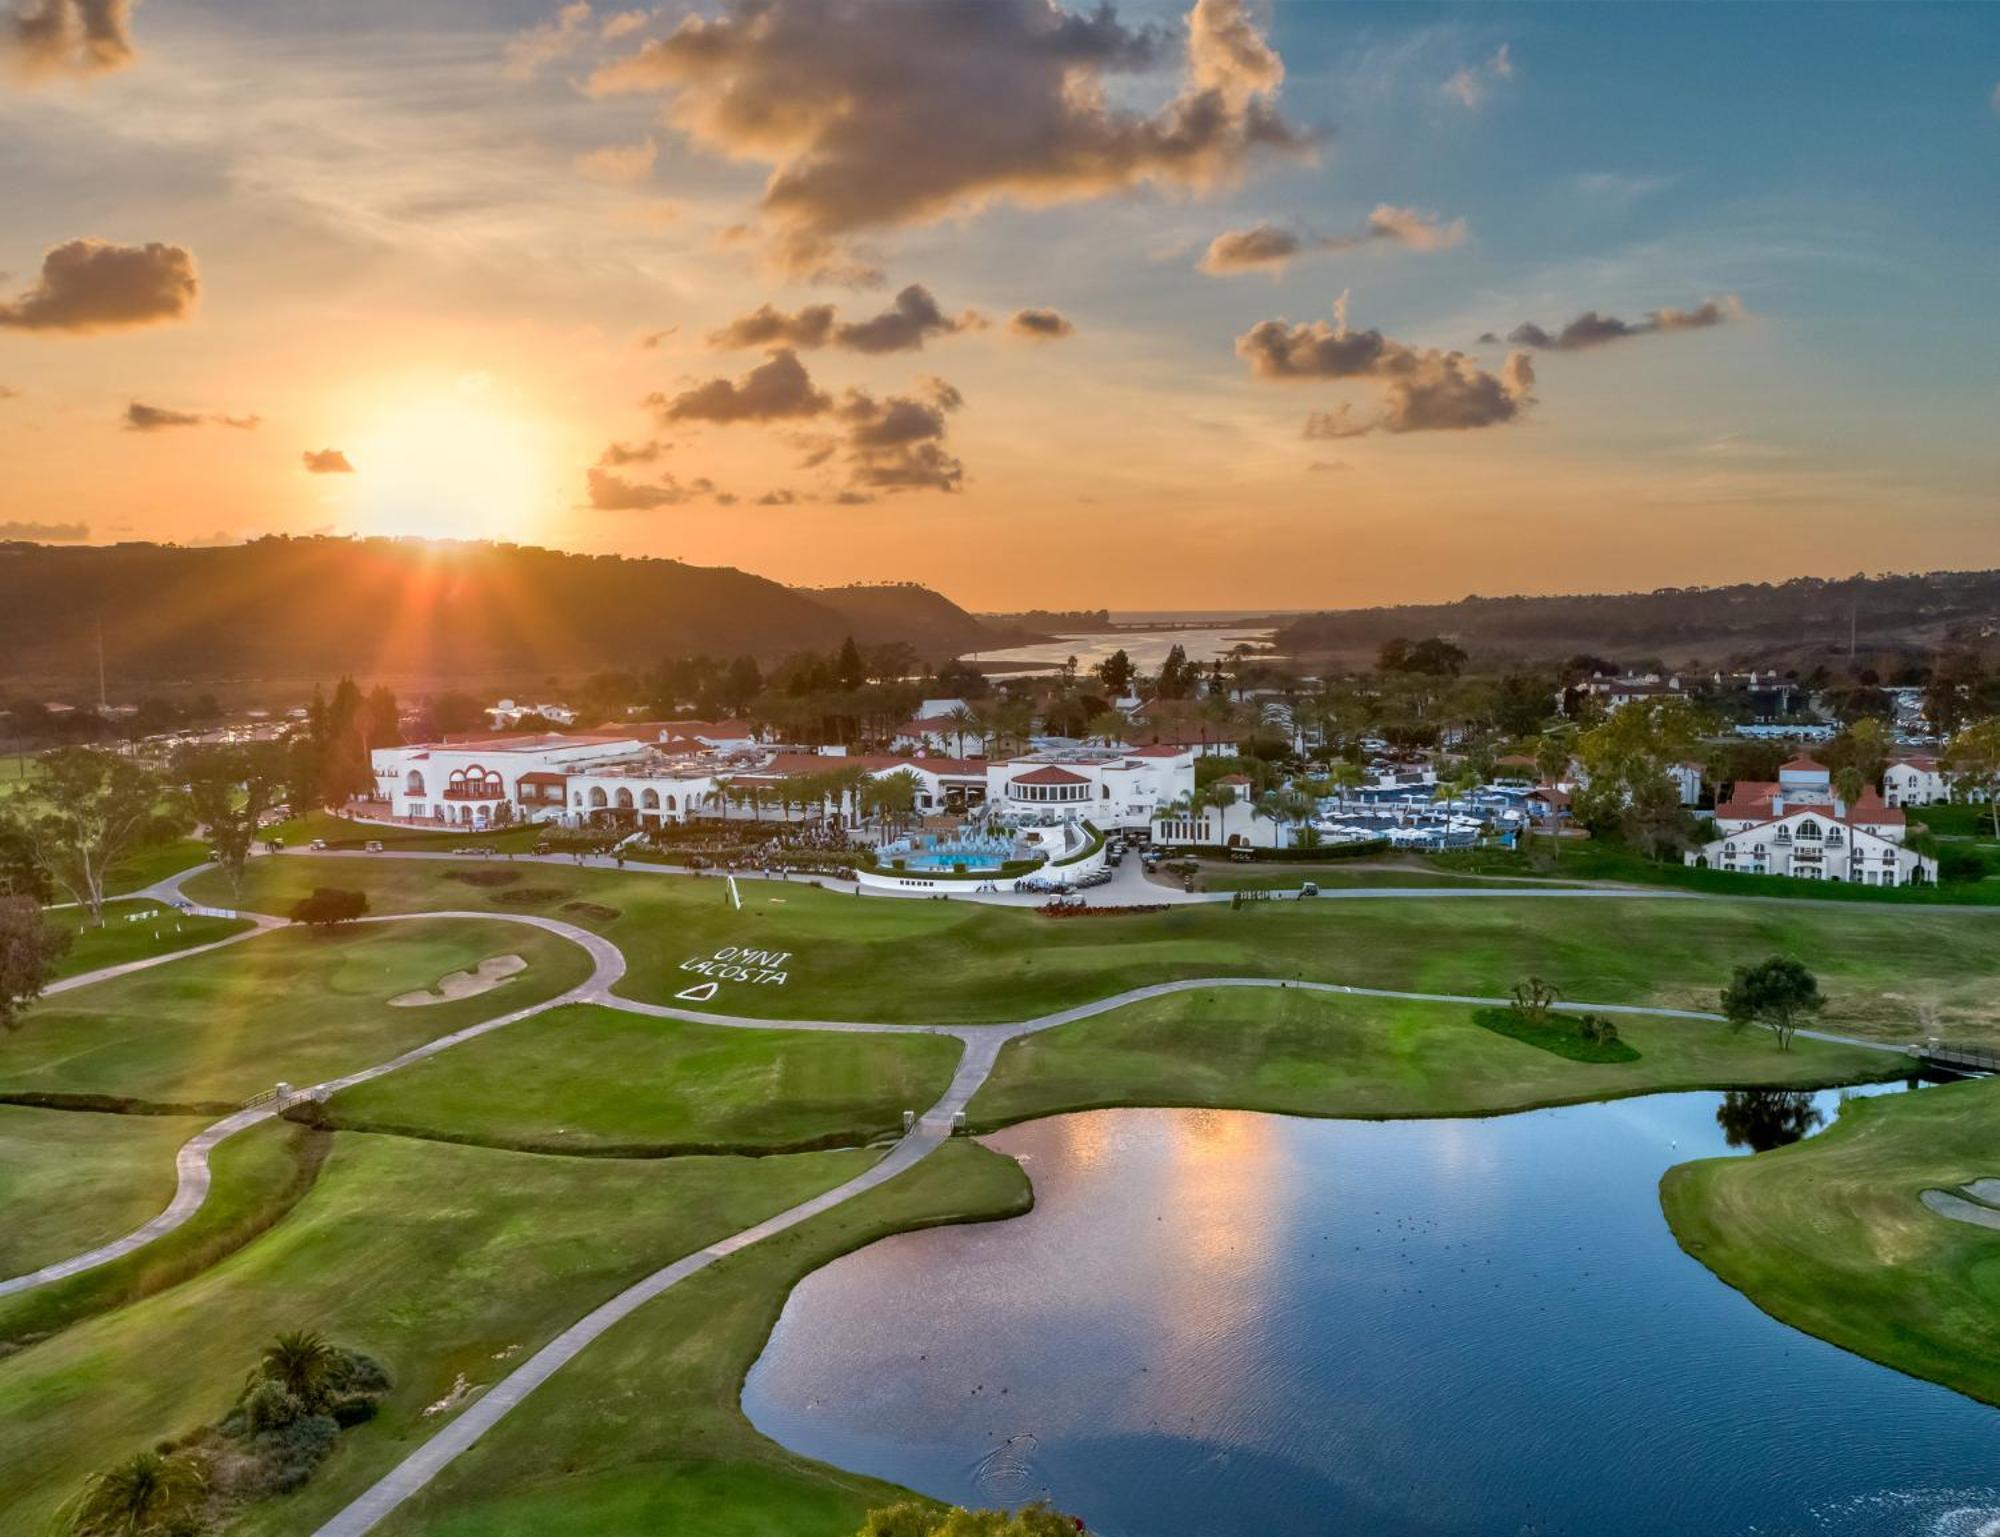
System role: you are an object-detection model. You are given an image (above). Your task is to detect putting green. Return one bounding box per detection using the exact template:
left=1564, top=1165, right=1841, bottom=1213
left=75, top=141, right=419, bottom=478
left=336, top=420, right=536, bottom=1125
left=192, top=857, right=2000, bottom=1041
left=0, top=918, right=594, bottom=1106
left=0, top=1131, right=884, bottom=1537
left=319, top=1003, right=963, bottom=1155
left=366, top=1140, right=1031, bottom=1537
left=966, top=988, right=1903, bottom=1131
left=0, top=1106, right=208, bottom=1277
left=1662, top=1074, right=2000, bottom=1408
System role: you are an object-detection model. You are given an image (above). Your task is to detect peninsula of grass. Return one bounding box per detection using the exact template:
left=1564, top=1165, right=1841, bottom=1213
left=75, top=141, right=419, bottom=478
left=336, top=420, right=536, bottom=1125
left=0, top=918, right=593, bottom=1105
left=0, top=1105, right=208, bottom=1278
left=44, top=900, right=252, bottom=980
left=192, top=855, right=2000, bottom=1042
left=0, top=1131, right=886, bottom=1535
left=965, top=988, right=1898, bottom=1131
left=368, top=1139, right=1031, bottom=1537
left=1470, top=1004, right=1640, bottom=1062
left=1662, top=1075, right=2000, bottom=1410
left=316, top=1003, right=963, bottom=1156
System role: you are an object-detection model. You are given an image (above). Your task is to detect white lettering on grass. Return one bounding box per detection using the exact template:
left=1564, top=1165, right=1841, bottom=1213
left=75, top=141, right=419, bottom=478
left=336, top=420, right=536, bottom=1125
left=677, top=945, right=793, bottom=990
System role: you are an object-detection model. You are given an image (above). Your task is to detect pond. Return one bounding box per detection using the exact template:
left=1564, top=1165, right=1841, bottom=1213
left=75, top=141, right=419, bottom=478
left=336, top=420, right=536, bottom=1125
left=964, top=627, right=1279, bottom=677
left=745, top=1086, right=2000, bottom=1537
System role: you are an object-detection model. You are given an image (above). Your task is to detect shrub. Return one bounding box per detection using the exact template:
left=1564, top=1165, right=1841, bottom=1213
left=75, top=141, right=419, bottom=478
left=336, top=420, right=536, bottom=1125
left=288, top=887, right=369, bottom=927
left=443, top=867, right=522, bottom=888
left=494, top=886, right=568, bottom=905
left=241, top=1378, right=304, bottom=1435
left=242, top=1412, right=339, bottom=1495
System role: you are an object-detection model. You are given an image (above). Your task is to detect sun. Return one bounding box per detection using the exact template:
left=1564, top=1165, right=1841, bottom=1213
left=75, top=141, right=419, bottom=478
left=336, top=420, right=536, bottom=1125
left=341, top=375, right=554, bottom=541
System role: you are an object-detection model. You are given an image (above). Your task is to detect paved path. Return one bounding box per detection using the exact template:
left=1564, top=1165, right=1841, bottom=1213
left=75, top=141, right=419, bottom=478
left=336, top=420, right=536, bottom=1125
left=43, top=912, right=284, bottom=997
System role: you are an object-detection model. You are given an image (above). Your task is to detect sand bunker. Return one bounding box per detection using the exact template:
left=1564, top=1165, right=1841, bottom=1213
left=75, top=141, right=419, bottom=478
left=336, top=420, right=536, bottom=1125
left=1921, top=1186, right=2000, bottom=1232
left=391, top=954, right=527, bottom=1007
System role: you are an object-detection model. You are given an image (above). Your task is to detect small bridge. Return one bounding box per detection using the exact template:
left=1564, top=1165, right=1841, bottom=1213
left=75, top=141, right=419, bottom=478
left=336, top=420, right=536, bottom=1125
left=1910, top=1042, right=2000, bottom=1076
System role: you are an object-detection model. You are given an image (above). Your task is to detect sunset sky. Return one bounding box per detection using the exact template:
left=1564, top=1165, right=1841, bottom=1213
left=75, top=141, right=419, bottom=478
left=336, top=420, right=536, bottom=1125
left=2, top=0, right=1997, bottom=611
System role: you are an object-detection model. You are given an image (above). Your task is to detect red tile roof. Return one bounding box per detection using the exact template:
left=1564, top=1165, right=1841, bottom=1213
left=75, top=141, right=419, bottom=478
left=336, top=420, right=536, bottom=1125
left=1010, top=765, right=1091, bottom=786
left=1780, top=756, right=1829, bottom=773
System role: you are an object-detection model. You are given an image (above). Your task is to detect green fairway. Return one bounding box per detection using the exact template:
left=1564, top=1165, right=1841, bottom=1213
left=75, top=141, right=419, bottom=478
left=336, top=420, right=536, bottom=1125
left=0, top=1131, right=883, bottom=1537
left=370, top=1139, right=1030, bottom=1537
left=1662, top=1075, right=2000, bottom=1409
left=318, top=1003, right=962, bottom=1155
left=0, top=918, right=594, bottom=1106
left=44, top=899, right=252, bottom=980
left=0, top=1106, right=207, bottom=1277
left=192, top=855, right=2000, bottom=1041
left=1186, top=864, right=1586, bottom=893
left=966, top=988, right=1901, bottom=1131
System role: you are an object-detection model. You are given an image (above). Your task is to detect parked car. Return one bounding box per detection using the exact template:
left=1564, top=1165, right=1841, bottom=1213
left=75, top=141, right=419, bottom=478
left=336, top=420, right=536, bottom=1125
left=308, top=838, right=327, bottom=850
left=364, top=840, right=384, bottom=852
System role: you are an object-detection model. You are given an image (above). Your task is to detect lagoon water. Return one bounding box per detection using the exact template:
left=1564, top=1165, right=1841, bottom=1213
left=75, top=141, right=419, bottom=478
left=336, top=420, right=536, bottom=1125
left=965, top=627, right=1277, bottom=676
left=745, top=1088, right=2000, bottom=1537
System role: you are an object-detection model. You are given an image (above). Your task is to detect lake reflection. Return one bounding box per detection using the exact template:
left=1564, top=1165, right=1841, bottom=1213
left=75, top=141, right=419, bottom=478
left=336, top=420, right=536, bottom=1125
left=744, top=1088, right=2000, bottom=1537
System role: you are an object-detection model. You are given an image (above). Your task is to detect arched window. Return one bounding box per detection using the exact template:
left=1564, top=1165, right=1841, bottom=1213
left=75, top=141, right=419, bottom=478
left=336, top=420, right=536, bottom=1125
left=641, top=789, right=660, bottom=810
left=589, top=787, right=608, bottom=809
left=615, top=788, right=635, bottom=809
left=1797, top=820, right=1821, bottom=840
left=405, top=770, right=426, bottom=796
left=665, top=794, right=677, bottom=811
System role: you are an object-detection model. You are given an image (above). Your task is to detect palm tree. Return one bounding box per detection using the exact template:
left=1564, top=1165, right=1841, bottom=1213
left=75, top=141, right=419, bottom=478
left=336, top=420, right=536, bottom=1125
left=945, top=704, right=977, bottom=757
left=69, top=1450, right=207, bottom=1537
left=1086, top=710, right=1128, bottom=748
left=261, top=1328, right=338, bottom=1407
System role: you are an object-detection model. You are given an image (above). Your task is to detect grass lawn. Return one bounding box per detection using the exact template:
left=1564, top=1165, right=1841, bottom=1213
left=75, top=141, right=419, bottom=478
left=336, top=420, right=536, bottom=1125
left=44, top=900, right=252, bottom=980
left=0, top=1131, right=888, bottom=1537
left=0, top=918, right=594, bottom=1106
left=1429, top=840, right=2000, bottom=907
left=371, top=1139, right=1031, bottom=1537
left=0, top=1106, right=207, bottom=1277
left=191, top=855, right=2000, bottom=1041
left=966, top=988, right=1901, bottom=1131
left=1662, top=1075, right=2000, bottom=1408
left=1470, top=1004, right=1640, bottom=1062
left=319, top=1003, right=964, bottom=1155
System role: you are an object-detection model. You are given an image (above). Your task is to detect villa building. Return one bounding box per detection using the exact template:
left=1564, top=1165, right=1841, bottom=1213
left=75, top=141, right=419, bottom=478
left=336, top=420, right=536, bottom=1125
left=369, top=732, right=1192, bottom=835
left=1882, top=752, right=1947, bottom=807
left=1686, top=757, right=1935, bottom=887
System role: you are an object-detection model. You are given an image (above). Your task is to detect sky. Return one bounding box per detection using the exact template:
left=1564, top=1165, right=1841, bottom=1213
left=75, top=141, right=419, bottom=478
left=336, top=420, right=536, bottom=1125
left=1, top=0, right=1997, bottom=612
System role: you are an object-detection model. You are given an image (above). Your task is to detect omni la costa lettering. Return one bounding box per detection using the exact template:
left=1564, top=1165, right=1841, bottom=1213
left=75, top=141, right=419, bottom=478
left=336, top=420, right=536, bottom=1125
left=679, top=946, right=792, bottom=987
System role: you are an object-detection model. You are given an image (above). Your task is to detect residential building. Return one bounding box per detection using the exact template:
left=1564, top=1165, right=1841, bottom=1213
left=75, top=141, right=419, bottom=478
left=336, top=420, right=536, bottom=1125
left=1686, top=757, right=1935, bottom=887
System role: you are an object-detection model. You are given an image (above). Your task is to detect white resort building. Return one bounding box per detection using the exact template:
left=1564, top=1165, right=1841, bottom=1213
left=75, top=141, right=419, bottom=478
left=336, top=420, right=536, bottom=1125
left=369, top=730, right=1193, bottom=836
left=1686, top=757, right=1936, bottom=887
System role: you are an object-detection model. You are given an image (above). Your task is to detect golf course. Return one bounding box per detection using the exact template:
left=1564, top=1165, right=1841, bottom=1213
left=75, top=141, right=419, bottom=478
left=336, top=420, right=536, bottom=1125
left=2, top=844, right=1996, bottom=1537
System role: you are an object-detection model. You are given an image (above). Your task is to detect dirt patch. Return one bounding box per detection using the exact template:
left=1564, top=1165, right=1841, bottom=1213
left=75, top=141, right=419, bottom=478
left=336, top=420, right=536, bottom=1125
left=390, top=954, right=527, bottom=1007
left=494, top=886, right=567, bottom=906
left=560, top=901, right=621, bottom=923
left=445, top=868, right=523, bottom=888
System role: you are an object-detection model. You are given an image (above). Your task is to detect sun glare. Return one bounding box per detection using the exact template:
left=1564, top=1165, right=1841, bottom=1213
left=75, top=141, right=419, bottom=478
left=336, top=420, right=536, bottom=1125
left=342, top=377, right=553, bottom=542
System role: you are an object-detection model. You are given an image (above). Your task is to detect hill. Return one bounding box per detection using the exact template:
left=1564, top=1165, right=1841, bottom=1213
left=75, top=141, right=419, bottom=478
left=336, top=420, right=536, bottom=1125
left=0, top=538, right=1004, bottom=693
left=803, top=582, right=1027, bottom=657
left=1278, top=570, right=2000, bottom=670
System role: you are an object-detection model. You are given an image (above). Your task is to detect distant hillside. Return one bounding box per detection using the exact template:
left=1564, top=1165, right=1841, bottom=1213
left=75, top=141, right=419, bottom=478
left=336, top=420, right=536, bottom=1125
left=1278, top=570, right=2000, bottom=670
left=0, top=538, right=1002, bottom=692
left=805, top=582, right=1027, bottom=656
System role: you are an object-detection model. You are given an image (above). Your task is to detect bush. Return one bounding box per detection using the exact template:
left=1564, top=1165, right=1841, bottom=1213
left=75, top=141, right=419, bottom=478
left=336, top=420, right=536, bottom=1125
left=494, top=886, right=568, bottom=905
left=288, top=887, right=368, bottom=927
left=443, top=867, right=522, bottom=888
left=241, top=1378, right=304, bottom=1435
left=242, top=1412, right=339, bottom=1495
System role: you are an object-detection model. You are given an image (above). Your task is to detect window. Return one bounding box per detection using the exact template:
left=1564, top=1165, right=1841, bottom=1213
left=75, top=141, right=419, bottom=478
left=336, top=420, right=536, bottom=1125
left=405, top=770, right=427, bottom=796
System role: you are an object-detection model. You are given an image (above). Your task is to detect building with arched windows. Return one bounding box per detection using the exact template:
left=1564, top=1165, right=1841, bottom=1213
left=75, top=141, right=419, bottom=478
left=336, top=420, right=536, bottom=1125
left=1686, top=757, right=1936, bottom=887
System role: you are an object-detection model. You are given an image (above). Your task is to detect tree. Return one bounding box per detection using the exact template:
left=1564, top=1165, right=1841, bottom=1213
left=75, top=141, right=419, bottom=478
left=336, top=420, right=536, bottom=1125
left=1379, top=635, right=1467, bottom=677
left=863, top=769, right=921, bottom=833
left=1, top=749, right=175, bottom=927
left=1085, top=709, right=1129, bottom=747
left=834, top=635, right=869, bottom=692
left=1095, top=647, right=1136, bottom=697
left=1510, top=976, right=1561, bottom=1022
left=1942, top=718, right=2000, bottom=839
left=66, top=1449, right=207, bottom=1537
left=290, top=887, right=369, bottom=928
left=859, top=1502, right=1083, bottom=1537
left=261, top=1329, right=340, bottom=1409
left=183, top=742, right=287, bottom=898
left=0, top=893, right=70, bottom=1032
left=1721, top=955, right=1824, bottom=1051
left=1154, top=643, right=1197, bottom=700
left=1619, top=772, right=1697, bottom=861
